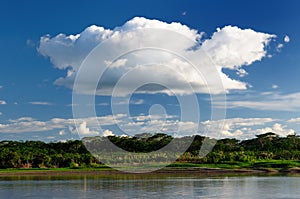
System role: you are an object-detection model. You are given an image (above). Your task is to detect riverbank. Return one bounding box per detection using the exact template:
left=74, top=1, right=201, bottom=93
left=1, top=165, right=300, bottom=177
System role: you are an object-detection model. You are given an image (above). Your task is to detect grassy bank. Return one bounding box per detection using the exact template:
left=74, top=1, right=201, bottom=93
left=0, top=160, right=300, bottom=177
left=168, top=160, right=300, bottom=169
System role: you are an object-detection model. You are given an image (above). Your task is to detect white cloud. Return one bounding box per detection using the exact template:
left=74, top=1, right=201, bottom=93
left=284, top=35, right=290, bottom=43
left=255, top=123, right=295, bottom=137
left=236, top=68, right=248, bottom=77
left=0, top=100, right=7, bottom=105
left=72, top=121, right=99, bottom=136
left=0, top=118, right=51, bottom=133
left=0, top=112, right=2, bottom=116
left=276, top=43, right=284, bottom=51
left=38, top=17, right=276, bottom=96
left=202, top=118, right=295, bottom=139
left=29, top=101, right=52, bottom=105
left=202, top=117, right=275, bottom=137
left=103, top=129, right=114, bottom=137
left=182, top=11, right=187, bottom=16
left=0, top=114, right=297, bottom=139
left=97, top=102, right=110, bottom=106
left=272, top=84, right=279, bottom=89
left=223, top=91, right=300, bottom=111
left=38, top=26, right=112, bottom=70
left=202, top=26, right=275, bottom=69
left=8, top=117, right=35, bottom=123
left=59, top=130, right=66, bottom=135
left=0, top=115, right=127, bottom=134
left=0, top=114, right=195, bottom=138
left=131, top=99, right=145, bottom=105
left=104, top=58, right=128, bottom=68
left=287, top=118, right=300, bottom=123
left=113, top=98, right=145, bottom=105
left=221, top=129, right=243, bottom=137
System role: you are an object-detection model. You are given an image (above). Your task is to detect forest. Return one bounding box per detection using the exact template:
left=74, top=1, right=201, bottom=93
left=1, top=132, right=300, bottom=169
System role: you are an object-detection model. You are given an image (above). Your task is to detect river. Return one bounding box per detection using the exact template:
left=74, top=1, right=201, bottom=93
left=0, top=175, right=299, bottom=198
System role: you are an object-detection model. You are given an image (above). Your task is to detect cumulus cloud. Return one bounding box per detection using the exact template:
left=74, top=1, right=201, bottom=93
left=103, top=129, right=114, bottom=137
left=72, top=121, right=99, bottom=136
left=0, top=115, right=296, bottom=139
left=201, top=26, right=275, bottom=69
left=0, top=113, right=196, bottom=138
left=284, top=35, right=290, bottom=43
left=272, top=84, right=279, bottom=89
left=38, top=26, right=113, bottom=70
left=0, top=100, right=7, bottom=105
left=0, top=115, right=123, bottom=134
left=255, top=123, right=295, bottom=137
left=38, top=17, right=276, bottom=96
left=202, top=118, right=295, bottom=139
left=202, top=118, right=274, bottom=138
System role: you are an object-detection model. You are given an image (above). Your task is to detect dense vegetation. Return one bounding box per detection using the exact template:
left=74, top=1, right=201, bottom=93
left=1, top=132, right=300, bottom=169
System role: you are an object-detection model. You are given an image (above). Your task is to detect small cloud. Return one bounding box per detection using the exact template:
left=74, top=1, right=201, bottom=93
left=0, top=85, right=3, bottom=89
left=182, top=11, right=187, bottom=16
left=276, top=43, right=284, bottom=52
left=8, top=117, right=35, bottom=123
left=0, top=112, right=2, bottom=116
left=59, top=130, right=66, bottom=135
left=130, top=99, right=145, bottom=105
left=97, top=102, right=110, bottom=106
left=66, top=103, right=78, bottom=107
left=14, top=102, right=18, bottom=105
left=120, top=134, right=128, bottom=137
left=46, top=136, right=56, bottom=140
left=75, top=121, right=99, bottom=136
left=272, top=84, right=279, bottom=89
left=236, top=68, right=248, bottom=77
left=29, top=101, right=52, bottom=105
left=103, top=129, right=114, bottom=137
left=26, top=39, right=36, bottom=47
left=104, top=59, right=128, bottom=68
left=0, top=100, right=7, bottom=105
left=288, top=118, right=300, bottom=123
left=284, top=35, right=290, bottom=43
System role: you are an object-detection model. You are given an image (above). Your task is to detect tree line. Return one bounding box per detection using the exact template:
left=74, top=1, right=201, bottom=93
left=0, top=132, right=300, bottom=168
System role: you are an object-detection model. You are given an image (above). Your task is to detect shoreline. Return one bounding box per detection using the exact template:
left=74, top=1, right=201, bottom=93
left=0, top=167, right=299, bottom=177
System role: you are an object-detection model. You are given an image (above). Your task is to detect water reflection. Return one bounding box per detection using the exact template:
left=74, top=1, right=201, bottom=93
left=0, top=175, right=300, bottom=198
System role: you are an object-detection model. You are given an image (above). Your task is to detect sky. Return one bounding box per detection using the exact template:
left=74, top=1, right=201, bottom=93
left=1, top=0, right=300, bottom=141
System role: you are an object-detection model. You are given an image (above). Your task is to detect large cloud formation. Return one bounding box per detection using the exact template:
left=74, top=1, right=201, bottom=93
left=38, top=17, right=276, bottom=96
left=0, top=116, right=295, bottom=140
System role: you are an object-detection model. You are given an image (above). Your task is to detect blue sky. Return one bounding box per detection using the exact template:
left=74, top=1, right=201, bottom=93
left=1, top=0, right=300, bottom=141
